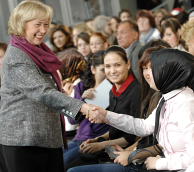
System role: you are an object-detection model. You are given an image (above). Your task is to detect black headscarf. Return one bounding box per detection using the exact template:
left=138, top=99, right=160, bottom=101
left=150, top=48, right=194, bottom=94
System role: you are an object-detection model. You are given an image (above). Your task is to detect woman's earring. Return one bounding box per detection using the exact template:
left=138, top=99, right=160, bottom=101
left=128, top=68, right=129, bottom=70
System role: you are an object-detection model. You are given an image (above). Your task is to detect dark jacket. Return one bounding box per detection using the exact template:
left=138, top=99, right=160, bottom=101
left=109, top=79, right=142, bottom=146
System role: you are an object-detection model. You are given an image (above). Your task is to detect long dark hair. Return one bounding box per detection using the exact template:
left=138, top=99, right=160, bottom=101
left=83, top=50, right=105, bottom=91
left=138, top=46, right=165, bottom=119
left=103, top=45, right=136, bottom=79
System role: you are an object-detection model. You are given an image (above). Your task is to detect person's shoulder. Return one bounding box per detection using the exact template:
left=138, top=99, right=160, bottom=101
left=5, top=44, right=34, bottom=65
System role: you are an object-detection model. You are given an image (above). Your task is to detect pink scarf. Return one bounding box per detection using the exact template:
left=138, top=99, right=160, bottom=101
left=10, top=35, right=67, bottom=148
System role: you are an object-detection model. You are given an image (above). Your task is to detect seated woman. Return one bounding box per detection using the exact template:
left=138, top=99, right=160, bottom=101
left=64, top=45, right=142, bottom=171
left=62, top=50, right=110, bottom=166
left=161, top=18, right=187, bottom=51
left=77, top=32, right=92, bottom=61
left=136, top=10, right=161, bottom=44
left=57, top=48, right=85, bottom=138
left=50, top=25, right=74, bottom=56
left=89, top=47, right=194, bottom=172
left=90, top=32, right=109, bottom=53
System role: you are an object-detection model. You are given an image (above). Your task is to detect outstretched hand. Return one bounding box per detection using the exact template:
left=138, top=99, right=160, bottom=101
left=86, top=105, right=108, bottom=123
left=80, top=103, right=109, bottom=124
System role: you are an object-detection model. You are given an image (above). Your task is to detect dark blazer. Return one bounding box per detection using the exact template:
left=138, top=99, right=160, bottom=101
left=0, top=45, right=83, bottom=148
left=126, top=40, right=143, bottom=81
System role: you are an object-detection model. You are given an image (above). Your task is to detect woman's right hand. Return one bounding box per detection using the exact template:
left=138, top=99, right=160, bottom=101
left=82, top=88, right=96, bottom=99
left=79, top=138, right=97, bottom=151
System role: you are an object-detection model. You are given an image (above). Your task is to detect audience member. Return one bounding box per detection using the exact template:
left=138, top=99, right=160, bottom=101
left=51, top=24, right=74, bottom=54
left=89, top=32, right=109, bottom=53
left=58, top=48, right=85, bottom=140
left=65, top=45, right=141, bottom=171
left=110, top=16, right=121, bottom=34
left=161, top=18, right=187, bottom=51
left=117, top=20, right=143, bottom=81
left=153, top=8, right=169, bottom=30
left=62, top=50, right=110, bottom=166
left=119, top=9, right=131, bottom=21
left=0, top=42, right=8, bottom=68
left=77, top=32, right=91, bottom=61
left=181, top=21, right=194, bottom=55
left=92, top=15, right=114, bottom=45
left=45, top=21, right=58, bottom=50
left=136, top=10, right=160, bottom=44
left=72, top=23, right=94, bottom=47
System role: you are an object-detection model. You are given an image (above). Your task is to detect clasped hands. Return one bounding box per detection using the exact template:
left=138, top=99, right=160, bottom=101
left=85, top=104, right=109, bottom=124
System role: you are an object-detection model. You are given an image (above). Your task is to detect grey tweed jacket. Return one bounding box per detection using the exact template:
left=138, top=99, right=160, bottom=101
left=0, top=45, right=84, bottom=148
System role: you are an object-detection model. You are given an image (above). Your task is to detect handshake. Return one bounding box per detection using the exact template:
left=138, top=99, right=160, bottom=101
left=80, top=103, right=109, bottom=124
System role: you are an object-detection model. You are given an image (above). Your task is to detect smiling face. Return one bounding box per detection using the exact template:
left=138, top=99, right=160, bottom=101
left=25, top=18, right=49, bottom=45
left=162, top=27, right=179, bottom=48
left=143, top=61, right=159, bottom=91
left=77, top=38, right=91, bottom=57
left=104, top=52, right=130, bottom=90
left=53, top=30, right=67, bottom=50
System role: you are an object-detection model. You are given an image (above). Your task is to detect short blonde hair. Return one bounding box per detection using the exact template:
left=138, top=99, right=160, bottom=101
left=8, top=0, right=53, bottom=36
left=181, top=21, right=194, bottom=45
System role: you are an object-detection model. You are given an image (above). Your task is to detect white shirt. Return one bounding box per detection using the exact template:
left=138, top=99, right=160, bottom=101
left=106, top=87, right=194, bottom=171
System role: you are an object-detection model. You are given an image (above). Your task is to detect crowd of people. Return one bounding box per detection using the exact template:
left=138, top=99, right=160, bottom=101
left=1, top=1, right=194, bottom=172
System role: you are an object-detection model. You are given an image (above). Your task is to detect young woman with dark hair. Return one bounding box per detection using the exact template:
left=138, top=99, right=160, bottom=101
left=65, top=45, right=142, bottom=171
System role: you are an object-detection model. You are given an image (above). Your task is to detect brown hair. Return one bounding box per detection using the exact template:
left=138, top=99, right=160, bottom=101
left=138, top=46, right=165, bottom=118
left=59, top=48, right=85, bottom=82
left=119, top=9, right=131, bottom=18
left=90, top=32, right=108, bottom=43
left=135, top=10, right=156, bottom=28
left=77, top=32, right=90, bottom=44
left=50, top=25, right=74, bottom=53
left=0, top=42, right=8, bottom=52
left=161, top=18, right=186, bottom=49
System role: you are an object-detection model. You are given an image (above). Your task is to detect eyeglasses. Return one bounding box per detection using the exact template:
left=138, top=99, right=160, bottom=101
left=90, top=42, right=104, bottom=46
